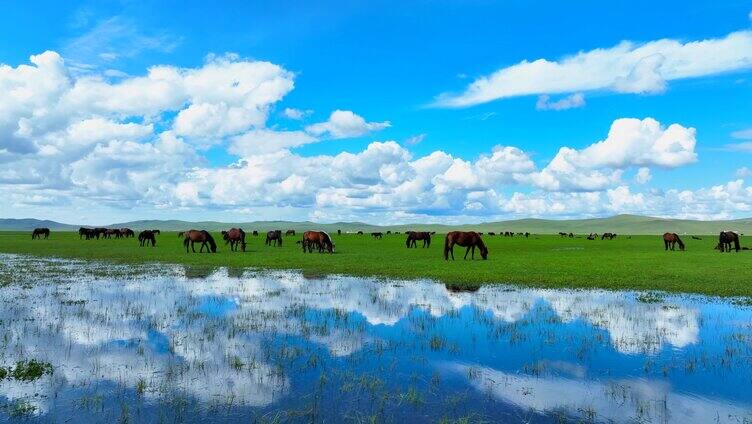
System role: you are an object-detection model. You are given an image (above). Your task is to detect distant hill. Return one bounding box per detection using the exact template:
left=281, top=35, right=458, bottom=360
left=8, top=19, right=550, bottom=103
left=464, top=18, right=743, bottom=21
left=1, top=214, right=751, bottom=235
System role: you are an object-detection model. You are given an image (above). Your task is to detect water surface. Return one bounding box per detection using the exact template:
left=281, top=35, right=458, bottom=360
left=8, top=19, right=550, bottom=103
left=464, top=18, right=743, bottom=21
left=0, top=254, right=750, bottom=423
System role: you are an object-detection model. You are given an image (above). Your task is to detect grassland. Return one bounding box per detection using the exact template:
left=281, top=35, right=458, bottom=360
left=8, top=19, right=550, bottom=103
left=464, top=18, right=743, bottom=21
left=1, top=230, right=751, bottom=297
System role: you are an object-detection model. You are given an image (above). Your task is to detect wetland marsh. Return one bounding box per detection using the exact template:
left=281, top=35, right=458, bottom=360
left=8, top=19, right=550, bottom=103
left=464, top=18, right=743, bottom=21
left=0, top=254, right=750, bottom=422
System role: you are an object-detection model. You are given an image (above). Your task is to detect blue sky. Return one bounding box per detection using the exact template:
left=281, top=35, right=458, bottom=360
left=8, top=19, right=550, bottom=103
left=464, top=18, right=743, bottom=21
left=1, top=1, right=751, bottom=224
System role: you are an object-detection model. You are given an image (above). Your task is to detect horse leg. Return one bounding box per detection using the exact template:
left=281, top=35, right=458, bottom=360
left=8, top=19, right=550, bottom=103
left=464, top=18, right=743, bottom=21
left=464, top=246, right=471, bottom=260
left=445, top=242, right=455, bottom=260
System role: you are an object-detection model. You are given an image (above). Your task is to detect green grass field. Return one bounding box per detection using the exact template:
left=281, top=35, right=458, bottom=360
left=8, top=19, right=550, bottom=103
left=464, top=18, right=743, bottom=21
left=1, top=231, right=750, bottom=297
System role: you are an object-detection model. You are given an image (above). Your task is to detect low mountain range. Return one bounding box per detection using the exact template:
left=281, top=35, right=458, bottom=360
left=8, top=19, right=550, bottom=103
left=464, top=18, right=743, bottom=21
left=1, top=215, right=750, bottom=235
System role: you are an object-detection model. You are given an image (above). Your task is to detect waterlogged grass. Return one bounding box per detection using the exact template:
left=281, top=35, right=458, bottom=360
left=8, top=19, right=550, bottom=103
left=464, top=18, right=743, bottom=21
left=0, top=231, right=751, bottom=296
left=0, top=359, right=53, bottom=381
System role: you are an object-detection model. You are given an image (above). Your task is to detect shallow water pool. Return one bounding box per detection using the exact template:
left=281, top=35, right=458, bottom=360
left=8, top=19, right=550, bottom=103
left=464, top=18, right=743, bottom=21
left=0, top=254, right=750, bottom=423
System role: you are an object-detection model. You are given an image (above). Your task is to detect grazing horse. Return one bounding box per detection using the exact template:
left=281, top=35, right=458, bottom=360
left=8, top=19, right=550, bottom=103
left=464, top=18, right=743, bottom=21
left=587, top=233, right=597, bottom=240
left=662, top=232, right=685, bottom=251
left=371, top=232, right=383, bottom=239
left=183, top=230, right=217, bottom=253
left=120, top=228, right=135, bottom=238
left=138, top=230, right=157, bottom=247
left=31, top=228, right=50, bottom=239
left=444, top=231, right=488, bottom=260
left=222, top=228, right=247, bottom=252
left=302, top=231, right=335, bottom=253
left=265, top=230, right=283, bottom=246
left=524, top=232, right=530, bottom=238
left=78, top=227, right=90, bottom=239
left=285, top=230, right=296, bottom=236
left=102, top=228, right=121, bottom=239
left=558, top=232, right=568, bottom=237
left=717, top=231, right=741, bottom=252
left=357, top=231, right=364, bottom=235
left=406, top=231, right=431, bottom=248
left=487, top=232, right=495, bottom=236
left=601, top=232, right=617, bottom=240
left=252, top=230, right=259, bottom=236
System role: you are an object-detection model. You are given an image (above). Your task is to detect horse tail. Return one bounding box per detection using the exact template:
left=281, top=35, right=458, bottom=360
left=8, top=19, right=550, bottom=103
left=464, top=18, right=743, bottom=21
left=240, top=229, right=246, bottom=251
left=204, top=231, right=217, bottom=253
left=406, top=234, right=412, bottom=248
left=734, top=235, right=741, bottom=252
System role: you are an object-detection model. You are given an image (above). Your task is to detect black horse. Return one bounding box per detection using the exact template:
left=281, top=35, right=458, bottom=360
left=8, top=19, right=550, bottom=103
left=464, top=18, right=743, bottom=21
left=138, top=230, right=157, bottom=247
left=31, top=228, right=50, bottom=239
left=266, top=230, right=283, bottom=246
left=717, top=231, right=741, bottom=252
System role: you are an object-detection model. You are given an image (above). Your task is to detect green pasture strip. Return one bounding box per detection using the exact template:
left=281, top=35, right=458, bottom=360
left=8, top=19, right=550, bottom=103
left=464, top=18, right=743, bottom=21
left=0, top=231, right=750, bottom=297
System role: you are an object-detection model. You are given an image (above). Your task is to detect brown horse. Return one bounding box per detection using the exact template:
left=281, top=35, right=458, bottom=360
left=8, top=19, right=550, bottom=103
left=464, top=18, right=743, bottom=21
left=138, top=230, right=157, bottom=247
left=406, top=231, right=431, bottom=248
left=222, top=228, right=246, bottom=252
left=103, top=228, right=121, bottom=239
left=120, top=228, right=135, bottom=238
left=31, top=228, right=50, bottom=239
left=662, top=232, right=685, bottom=251
left=266, top=230, right=283, bottom=246
left=601, top=232, right=617, bottom=240
left=717, top=231, right=741, bottom=252
left=285, top=229, right=296, bottom=236
left=302, top=231, right=335, bottom=253
left=444, top=231, right=488, bottom=260
left=371, top=232, right=383, bottom=239
left=183, top=230, right=217, bottom=253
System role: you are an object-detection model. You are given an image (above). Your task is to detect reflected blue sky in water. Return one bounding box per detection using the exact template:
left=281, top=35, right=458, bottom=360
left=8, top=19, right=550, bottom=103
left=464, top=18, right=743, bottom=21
left=0, top=254, right=750, bottom=423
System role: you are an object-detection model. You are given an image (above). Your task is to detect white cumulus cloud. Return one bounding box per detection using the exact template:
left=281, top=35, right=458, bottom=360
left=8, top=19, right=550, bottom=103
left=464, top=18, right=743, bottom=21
left=434, top=29, right=752, bottom=107
left=305, top=110, right=390, bottom=139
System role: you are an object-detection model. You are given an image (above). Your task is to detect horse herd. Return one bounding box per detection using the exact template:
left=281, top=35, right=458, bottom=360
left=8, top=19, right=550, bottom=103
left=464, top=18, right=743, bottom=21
left=29, top=227, right=748, bottom=257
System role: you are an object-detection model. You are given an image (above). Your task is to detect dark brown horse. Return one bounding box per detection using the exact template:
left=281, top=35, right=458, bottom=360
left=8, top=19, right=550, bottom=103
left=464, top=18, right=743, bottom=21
left=717, top=231, right=741, bottom=252
left=31, top=228, right=50, bottom=239
left=285, top=229, right=296, bottom=236
left=120, top=228, right=135, bottom=238
left=406, top=231, right=431, bottom=248
left=444, top=231, right=488, bottom=260
left=302, top=231, right=335, bottom=253
left=266, top=230, right=283, bottom=246
left=371, top=232, right=383, bottom=239
left=662, top=232, right=685, bottom=251
left=183, top=230, right=217, bottom=253
left=138, top=230, right=157, bottom=247
left=103, top=228, right=121, bottom=239
left=222, top=228, right=246, bottom=252
left=601, top=232, right=617, bottom=240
